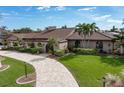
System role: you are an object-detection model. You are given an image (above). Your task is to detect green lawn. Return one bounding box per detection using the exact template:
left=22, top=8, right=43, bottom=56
left=0, top=57, right=35, bottom=87
left=59, top=54, right=124, bottom=87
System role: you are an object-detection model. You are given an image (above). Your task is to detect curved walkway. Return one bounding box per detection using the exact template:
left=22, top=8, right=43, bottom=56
left=0, top=51, right=78, bottom=87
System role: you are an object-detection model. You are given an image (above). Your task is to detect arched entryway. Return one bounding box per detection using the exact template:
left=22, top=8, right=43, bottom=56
left=46, top=44, right=49, bottom=53
left=0, top=42, right=3, bottom=49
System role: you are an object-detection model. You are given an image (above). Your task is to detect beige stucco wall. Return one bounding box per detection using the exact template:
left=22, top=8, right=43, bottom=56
left=68, top=40, right=114, bottom=53
left=58, top=41, right=68, bottom=50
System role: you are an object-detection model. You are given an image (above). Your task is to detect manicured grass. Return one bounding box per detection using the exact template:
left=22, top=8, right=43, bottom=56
left=59, top=54, right=124, bottom=87
left=0, top=57, right=35, bottom=87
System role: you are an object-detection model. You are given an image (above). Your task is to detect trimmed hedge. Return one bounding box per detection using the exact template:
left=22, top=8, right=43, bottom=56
left=18, top=48, right=42, bottom=54
left=72, top=48, right=98, bottom=55
left=3, top=47, right=43, bottom=54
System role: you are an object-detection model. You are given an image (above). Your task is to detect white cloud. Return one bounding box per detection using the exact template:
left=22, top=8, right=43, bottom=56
left=37, top=6, right=51, bottom=11
left=11, top=11, right=18, bottom=15
left=93, top=14, right=111, bottom=21
left=107, top=19, right=122, bottom=24
left=78, top=7, right=96, bottom=11
left=55, top=6, right=66, bottom=11
left=0, top=12, right=10, bottom=16
left=25, top=7, right=32, bottom=11
left=47, top=16, right=53, bottom=20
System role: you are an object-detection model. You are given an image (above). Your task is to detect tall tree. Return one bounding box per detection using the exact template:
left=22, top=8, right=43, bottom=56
left=76, top=23, right=99, bottom=48
left=111, top=38, right=116, bottom=53
left=61, top=25, right=67, bottom=29
left=0, top=26, right=7, bottom=30
left=47, top=38, right=58, bottom=55
left=114, top=32, right=124, bottom=55
left=88, top=23, right=99, bottom=47
left=76, top=23, right=90, bottom=48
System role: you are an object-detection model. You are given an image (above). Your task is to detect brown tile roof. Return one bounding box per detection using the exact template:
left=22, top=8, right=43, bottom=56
left=13, top=32, right=43, bottom=39
left=7, top=32, right=43, bottom=41
left=7, top=34, right=18, bottom=41
left=8, top=28, right=75, bottom=42
left=0, top=28, right=4, bottom=32
left=67, top=31, right=112, bottom=41
left=39, top=28, right=75, bottom=40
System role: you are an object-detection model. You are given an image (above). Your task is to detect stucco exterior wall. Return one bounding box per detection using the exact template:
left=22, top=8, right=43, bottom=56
left=58, top=41, right=68, bottom=50
left=68, top=40, right=114, bottom=53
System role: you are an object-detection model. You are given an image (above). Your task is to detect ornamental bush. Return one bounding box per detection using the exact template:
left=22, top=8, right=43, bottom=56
left=72, top=48, right=97, bottom=55
left=54, top=49, right=65, bottom=57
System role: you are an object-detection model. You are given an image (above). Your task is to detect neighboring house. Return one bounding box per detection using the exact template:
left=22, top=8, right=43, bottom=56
left=6, top=26, right=121, bottom=53
left=0, top=28, right=7, bottom=49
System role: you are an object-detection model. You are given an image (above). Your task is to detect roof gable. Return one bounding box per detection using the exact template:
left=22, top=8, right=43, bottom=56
left=67, top=31, right=112, bottom=41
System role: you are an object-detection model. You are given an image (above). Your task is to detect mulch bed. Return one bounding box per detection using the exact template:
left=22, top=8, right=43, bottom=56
left=47, top=55, right=58, bottom=59
left=0, top=65, right=9, bottom=71
left=16, top=73, right=36, bottom=85
left=112, top=80, right=124, bottom=87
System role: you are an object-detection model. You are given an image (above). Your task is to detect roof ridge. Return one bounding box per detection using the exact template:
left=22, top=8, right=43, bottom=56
left=96, top=31, right=112, bottom=39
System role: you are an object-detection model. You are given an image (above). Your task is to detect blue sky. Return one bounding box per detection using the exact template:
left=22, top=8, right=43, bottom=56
left=0, top=6, right=124, bottom=30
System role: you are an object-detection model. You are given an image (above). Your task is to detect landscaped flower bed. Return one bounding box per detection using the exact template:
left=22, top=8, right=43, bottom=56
left=0, top=57, right=35, bottom=87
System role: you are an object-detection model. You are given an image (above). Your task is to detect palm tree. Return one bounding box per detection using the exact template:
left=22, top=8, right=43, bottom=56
left=0, top=56, right=2, bottom=68
left=47, top=38, right=58, bottom=55
left=111, top=38, right=116, bottom=53
left=114, top=32, right=124, bottom=55
left=76, top=23, right=99, bottom=48
left=88, top=23, right=99, bottom=47
left=76, top=23, right=90, bottom=48
left=0, top=56, right=4, bottom=68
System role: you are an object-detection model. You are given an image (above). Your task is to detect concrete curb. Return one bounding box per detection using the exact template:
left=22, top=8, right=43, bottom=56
left=0, top=65, right=10, bottom=72
left=16, top=75, right=36, bottom=85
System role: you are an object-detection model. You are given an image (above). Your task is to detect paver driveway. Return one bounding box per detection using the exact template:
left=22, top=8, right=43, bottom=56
left=0, top=51, right=78, bottom=87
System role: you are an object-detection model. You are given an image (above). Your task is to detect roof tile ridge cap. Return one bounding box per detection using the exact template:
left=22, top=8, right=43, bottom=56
left=65, top=28, right=76, bottom=39
left=96, top=31, right=112, bottom=39
left=42, top=29, right=56, bottom=34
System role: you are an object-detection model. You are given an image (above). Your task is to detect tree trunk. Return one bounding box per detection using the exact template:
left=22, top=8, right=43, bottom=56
left=120, top=45, right=123, bottom=55
left=112, top=42, right=115, bottom=53
left=84, top=35, right=86, bottom=48
left=0, top=61, right=2, bottom=68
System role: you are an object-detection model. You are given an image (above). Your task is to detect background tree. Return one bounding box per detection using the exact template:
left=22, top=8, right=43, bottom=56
left=13, top=27, right=33, bottom=33
left=110, top=26, right=118, bottom=32
left=61, top=25, right=67, bottom=29
left=0, top=26, right=7, bottom=30
left=36, top=28, right=41, bottom=32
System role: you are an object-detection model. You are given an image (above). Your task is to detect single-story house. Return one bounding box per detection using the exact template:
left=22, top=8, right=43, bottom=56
left=2, top=26, right=122, bottom=53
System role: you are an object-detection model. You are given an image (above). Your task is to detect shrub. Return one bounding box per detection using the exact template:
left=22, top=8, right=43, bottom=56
left=72, top=48, right=97, bottom=55
left=19, top=48, right=42, bottom=54
left=29, top=48, right=41, bottom=54
left=54, top=49, right=65, bottom=57
left=18, top=48, right=26, bottom=52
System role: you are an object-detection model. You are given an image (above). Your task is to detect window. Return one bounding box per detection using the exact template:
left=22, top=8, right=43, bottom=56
left=75, top=40, right=80, bottom=48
